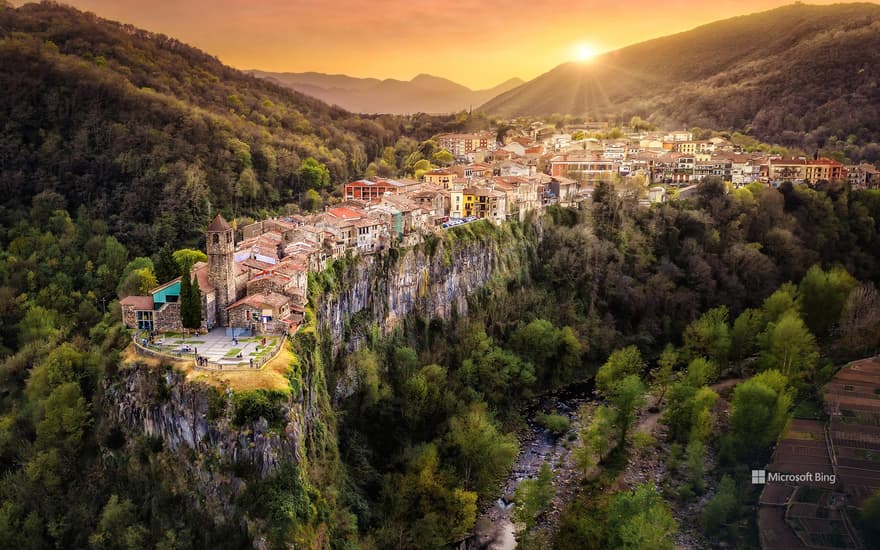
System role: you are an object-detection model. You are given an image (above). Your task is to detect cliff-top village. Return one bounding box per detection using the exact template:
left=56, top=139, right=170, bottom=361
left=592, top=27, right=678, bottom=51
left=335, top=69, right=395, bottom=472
left=121, top=124, right=879, bottom=341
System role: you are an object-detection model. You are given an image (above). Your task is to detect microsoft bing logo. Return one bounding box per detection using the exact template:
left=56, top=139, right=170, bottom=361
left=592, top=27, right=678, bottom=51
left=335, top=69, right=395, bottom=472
left=751, top=469, right=766, bottom=484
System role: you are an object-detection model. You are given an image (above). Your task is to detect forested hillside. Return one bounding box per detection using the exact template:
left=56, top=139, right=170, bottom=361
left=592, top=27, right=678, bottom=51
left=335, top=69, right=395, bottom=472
left=481, top=3, right=880, bottom=162
left=0, top=1, right=483, bottom=253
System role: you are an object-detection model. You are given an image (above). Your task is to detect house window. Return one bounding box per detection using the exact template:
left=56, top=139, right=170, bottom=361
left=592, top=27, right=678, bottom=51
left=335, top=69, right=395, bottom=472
left=136, top=310, right=154, bottom=330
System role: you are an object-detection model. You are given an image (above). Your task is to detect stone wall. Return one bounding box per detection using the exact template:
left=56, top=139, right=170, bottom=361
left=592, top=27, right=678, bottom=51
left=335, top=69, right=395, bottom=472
left=154, top=302, right=182, bottom=332
left=121, top=304, right=137, bottom=328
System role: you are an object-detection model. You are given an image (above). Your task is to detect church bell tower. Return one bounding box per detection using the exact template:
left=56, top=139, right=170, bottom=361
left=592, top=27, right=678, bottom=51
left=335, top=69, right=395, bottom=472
left=206, top=214, right=236, bottom=326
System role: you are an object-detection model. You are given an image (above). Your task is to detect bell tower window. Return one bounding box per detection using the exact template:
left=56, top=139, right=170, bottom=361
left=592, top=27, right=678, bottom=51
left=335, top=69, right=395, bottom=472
left=213, top=233, right=219, bottom=244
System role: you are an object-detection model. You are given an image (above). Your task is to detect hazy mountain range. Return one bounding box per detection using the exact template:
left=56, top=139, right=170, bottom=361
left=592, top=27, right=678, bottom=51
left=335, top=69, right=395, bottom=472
left=247, top=70, right=524, bottom=115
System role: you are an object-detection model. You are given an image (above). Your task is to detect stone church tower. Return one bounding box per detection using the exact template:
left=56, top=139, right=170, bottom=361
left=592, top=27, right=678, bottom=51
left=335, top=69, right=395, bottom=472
left=206, top=214, right=236, bottom=326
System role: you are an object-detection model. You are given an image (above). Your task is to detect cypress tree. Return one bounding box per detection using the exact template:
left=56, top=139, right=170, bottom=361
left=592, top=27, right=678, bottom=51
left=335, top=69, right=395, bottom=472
left=179, top=263, right=193, bottom=330
left=190, top=273, right=202, bottom=330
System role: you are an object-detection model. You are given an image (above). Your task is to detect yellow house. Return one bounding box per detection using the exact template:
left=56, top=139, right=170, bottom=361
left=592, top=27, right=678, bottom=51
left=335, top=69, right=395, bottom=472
left=423, top=169, right=456, bottom=189
left=462, top=190, right=477, bottom=217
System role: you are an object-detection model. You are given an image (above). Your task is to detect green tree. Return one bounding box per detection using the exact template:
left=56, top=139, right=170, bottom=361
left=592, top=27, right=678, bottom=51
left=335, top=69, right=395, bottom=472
left=730, top=371, right=792, bottom=461
left=596, top=346, right=643, bottom=396
left=117, top=267, right=156, bottom=297
left=652, top=344, right=677, bottom=405
left=514, top=462, right=555, bottom=530
left=301, top=188, right=322, bottom=212
left=762, top=283, right=799, bottom=323
left=730, top=308, right=765, bottom=362
left=17, top=306, right=60, bottom=345
left=299, top=157, right=330, bottom=189
left=606, top=483, right=677, bottom=550
left=702, top=475, right=738, bottom=534
left=460, top=346, right=535, bottom=406
left=607, top=374, right=646, bottom=446
left=431, top=149, right=454, bottom=166
left=172, top=249, right=207, bottom=271
left=684, top=357, right=717, bottom=387
left=178, top=267, right=200, bottom=331
left=662, top=382, right=718, bottom=444
left=685, top=440, right=706, bottom=493
left=682, top=306, right=731, bottom=366
left=510, top=319, right=581, bottom=385
left=445, top=404, right=518, bottom=494
left=35, top=381, right=91, bottom=457
left=188, top=273, right=202, bottom=330
left=154, top=244, right=179, bottom=284
left=690, top=386, right=719, bottom=444
left=758, top=311, right=819, bottom=382
left=386, top=443, right=477, bottom=547
left=575, top=405, right=617, bottom=476
left=89, top=494, right=148, bottom=550
left=798, top=265, right=858, bottom=337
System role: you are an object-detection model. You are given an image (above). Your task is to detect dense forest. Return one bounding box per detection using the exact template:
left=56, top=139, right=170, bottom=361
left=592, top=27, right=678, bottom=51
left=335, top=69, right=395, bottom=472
left=3, top=167, right=880, bottom=547
left=482, top=3, right=880, bottom=163
left=0, top=2, right=489, bottom=254
left=326, top=179, right=880, bottom=548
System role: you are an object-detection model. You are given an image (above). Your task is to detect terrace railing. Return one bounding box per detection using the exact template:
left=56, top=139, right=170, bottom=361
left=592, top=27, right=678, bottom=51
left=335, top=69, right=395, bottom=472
left=131, top=329, right=288, bottom=372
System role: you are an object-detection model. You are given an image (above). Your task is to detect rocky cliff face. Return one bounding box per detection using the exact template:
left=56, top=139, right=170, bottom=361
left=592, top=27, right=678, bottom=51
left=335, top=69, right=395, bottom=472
left=315, top=221, right=538, bottom=398
left=102, top=362, right=308, bottom=534
left=318, top=222, right=536, bottom=348
left=104, top=365, right=302, bottom=477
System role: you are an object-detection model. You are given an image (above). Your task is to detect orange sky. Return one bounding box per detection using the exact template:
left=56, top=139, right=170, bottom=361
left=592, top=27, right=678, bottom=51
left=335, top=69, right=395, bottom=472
left=51, top=0, right=854, bottom=88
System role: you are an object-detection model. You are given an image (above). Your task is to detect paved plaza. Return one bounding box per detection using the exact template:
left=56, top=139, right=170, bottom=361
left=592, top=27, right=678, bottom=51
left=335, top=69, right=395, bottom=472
left=143, top=328, right=281, bottom=366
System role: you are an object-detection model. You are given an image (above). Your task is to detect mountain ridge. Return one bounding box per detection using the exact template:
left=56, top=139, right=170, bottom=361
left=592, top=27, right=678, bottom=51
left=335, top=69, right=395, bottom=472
left=480, top=2, right=880, bottom=157
left=248, top=69, right=524, bottom=114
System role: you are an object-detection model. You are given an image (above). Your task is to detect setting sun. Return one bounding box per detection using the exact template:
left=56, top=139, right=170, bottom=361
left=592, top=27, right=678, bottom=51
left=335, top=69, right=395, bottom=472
left=574, top=42, right=600, bottom=62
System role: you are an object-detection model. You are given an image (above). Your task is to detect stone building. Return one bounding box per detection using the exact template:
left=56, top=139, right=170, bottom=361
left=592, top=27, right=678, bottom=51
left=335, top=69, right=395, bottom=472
left=121, top=214, right=304, bottom=335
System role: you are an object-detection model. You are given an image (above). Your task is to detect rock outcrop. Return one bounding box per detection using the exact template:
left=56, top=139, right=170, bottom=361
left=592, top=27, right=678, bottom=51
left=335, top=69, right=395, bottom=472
left=104, top=365, right=301, bottom=477
left=317, top=221, right=537, bottom=353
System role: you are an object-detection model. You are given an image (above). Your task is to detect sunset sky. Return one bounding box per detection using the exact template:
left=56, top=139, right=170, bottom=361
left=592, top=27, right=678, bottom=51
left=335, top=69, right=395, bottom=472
left=54, top=0, right=849, bottom=88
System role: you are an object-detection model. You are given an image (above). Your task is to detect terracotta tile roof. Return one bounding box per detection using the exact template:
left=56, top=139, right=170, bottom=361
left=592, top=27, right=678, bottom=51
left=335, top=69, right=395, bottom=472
left=207, top=214, right=231, bottom=232
left=191, top=263, right=216, bottom=293
left=327, top=206, right=365, bottom=220
left=120, top=295, right=154, bottom=310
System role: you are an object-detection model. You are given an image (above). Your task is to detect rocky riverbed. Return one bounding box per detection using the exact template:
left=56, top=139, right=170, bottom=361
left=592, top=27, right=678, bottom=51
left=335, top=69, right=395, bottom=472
left=470, top=380, right=596, bottom=549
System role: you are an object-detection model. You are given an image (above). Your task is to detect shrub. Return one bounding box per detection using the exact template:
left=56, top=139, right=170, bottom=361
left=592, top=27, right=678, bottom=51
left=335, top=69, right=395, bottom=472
left=536, top=413, right=571, bottom=435
left=232, top=390, right=286, bottom=428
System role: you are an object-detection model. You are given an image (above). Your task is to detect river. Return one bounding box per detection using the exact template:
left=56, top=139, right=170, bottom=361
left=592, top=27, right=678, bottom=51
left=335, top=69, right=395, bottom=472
left=468, top=379, right=596, bottom=549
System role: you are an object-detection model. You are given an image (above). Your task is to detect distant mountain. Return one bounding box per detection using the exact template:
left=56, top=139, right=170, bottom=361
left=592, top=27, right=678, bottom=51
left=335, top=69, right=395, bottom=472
left=481, top=3, right=880, bottom=154
left=248, top=70, right=524, bottom=114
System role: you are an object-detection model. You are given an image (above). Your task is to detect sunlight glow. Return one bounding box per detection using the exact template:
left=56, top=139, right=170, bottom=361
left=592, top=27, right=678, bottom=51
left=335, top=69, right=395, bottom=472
left=574, top=42, right=600, bottom=62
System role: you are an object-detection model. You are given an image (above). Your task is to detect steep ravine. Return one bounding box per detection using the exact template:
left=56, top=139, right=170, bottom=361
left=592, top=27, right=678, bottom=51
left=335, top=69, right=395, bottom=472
left=102, top=220, right=541, bottom=547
